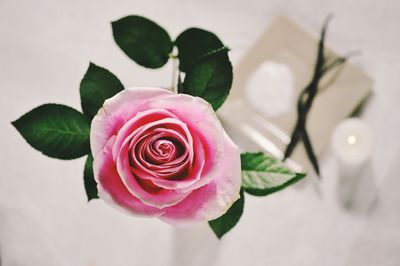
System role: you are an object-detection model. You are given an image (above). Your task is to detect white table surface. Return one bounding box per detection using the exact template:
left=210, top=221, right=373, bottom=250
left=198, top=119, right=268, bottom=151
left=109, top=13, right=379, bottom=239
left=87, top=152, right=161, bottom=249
left=1, top=0, right=400, bottom=265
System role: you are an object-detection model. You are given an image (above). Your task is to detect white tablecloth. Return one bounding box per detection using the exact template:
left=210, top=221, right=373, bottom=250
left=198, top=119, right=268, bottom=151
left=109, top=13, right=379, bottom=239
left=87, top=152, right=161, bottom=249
left=1, top=0, right=400, bottom=265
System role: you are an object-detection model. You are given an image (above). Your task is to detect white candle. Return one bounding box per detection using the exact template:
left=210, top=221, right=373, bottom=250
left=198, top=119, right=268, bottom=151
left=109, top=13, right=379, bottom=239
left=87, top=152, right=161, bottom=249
left=331, top=118, right=374, bottom=176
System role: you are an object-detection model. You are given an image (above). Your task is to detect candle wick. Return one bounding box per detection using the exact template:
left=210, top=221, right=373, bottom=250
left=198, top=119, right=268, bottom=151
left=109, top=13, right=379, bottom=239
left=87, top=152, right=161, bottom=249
left=348, top=134, right=357, bottom=146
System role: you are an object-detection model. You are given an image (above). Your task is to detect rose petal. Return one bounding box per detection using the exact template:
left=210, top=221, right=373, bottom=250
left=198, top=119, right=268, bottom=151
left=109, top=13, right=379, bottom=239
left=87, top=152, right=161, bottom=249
left=112, top=109, right=181, bottom=161
left=93, top=136, right=164, bottom=216
left=91, top=87, right=173, bottom=158
left=133, top=134, right=205, bottom=191
left=148, top=93, right=226, bottom=189
left=90, top=87, right=241, bottom=225
left=160, top=132, right=241, bottom=227
left=133, top=127, right=191, bottom=175
left=117, top=115, right=206, bottom=192
left=117, top=122, right=193, bottom=208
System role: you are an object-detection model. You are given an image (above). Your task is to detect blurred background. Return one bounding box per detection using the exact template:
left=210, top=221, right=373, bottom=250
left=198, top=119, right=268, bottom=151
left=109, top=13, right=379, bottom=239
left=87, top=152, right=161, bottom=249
left=1, top=0, right=400, bottom=265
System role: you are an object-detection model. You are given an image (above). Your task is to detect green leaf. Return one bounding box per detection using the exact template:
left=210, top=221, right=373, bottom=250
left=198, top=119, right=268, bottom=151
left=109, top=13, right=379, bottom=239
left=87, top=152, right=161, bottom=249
left=80, top=62, right=124, bottom=119
left=12, top=104, right=90, bottom=160
left=175, top=28, right=224, bottom=72
left=241, top=152, right=306, bottom=196
left=112, top=15, right=173, bottom=69
left=209, top=189, right=244, bottom=239
left=84, top=153, right=99, bottom=201
left=182, top=52, right=233, bottom=110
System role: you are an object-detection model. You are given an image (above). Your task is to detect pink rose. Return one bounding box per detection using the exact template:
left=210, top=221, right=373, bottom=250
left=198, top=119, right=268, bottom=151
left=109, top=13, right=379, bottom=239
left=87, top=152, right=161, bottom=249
left=91, top=87, right=241, bottom=226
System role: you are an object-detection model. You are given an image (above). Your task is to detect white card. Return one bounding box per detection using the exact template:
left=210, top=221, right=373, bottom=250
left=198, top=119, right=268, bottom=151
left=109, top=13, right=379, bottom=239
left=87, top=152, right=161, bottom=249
left=218, top=16, right=373, bottom=172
